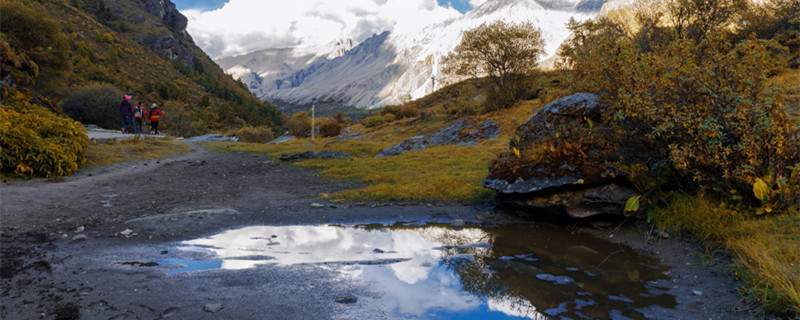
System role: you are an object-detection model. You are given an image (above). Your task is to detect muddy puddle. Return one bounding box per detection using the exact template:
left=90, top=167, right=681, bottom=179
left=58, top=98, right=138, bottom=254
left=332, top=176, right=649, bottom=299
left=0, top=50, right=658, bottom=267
left=151, top=222, right=674, bottom=319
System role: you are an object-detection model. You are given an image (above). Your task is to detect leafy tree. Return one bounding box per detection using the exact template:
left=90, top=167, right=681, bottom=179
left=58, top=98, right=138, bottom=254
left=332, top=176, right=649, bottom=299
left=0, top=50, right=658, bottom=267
left=286, top=112, right=311, bottom=137
left=442, top=21, right=545, bottom=109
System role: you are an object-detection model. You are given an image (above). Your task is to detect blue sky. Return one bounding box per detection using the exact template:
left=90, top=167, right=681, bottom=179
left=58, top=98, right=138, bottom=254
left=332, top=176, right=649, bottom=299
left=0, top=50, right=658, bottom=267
left=177, top=0, right=485, bottom=58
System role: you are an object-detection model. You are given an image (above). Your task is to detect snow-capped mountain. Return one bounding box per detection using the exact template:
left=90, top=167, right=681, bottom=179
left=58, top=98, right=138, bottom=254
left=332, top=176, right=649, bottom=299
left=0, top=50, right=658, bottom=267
left=216, top=0, right=612, bottom=111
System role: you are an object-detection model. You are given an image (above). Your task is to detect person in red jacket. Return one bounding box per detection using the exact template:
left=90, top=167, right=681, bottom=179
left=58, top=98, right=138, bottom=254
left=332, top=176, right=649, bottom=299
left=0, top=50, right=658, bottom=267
left=149, top=103, right=164, bottom=135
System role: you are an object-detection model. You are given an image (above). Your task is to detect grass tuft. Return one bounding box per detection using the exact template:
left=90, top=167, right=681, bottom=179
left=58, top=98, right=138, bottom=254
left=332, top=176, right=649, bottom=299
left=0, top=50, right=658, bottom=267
left=649, top=194, right=800, bottom=315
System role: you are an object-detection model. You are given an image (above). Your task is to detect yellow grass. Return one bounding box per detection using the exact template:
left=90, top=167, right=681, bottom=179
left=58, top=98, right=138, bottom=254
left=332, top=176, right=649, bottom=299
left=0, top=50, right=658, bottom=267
left=649, top=195, right=800, bottom=315
left=86, top=137, right=192, bottom=167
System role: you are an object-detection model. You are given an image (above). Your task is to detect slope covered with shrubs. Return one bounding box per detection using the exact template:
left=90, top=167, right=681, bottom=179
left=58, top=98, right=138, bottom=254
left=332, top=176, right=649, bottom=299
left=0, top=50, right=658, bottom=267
left=0, top=0, right=283, bottom=177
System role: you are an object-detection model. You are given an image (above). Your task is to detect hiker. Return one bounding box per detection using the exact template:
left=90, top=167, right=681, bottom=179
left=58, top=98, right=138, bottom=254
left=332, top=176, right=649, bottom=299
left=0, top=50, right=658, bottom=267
left=119, top=95, right=133, bottom=134
left=133, top=102, right=146, bottom=134
left=149, top=103, right=163, bottom=135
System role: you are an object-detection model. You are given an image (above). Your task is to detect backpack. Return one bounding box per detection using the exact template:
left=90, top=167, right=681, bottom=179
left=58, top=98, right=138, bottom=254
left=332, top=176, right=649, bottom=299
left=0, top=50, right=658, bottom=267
left=134, top=107, right=143, bottom=118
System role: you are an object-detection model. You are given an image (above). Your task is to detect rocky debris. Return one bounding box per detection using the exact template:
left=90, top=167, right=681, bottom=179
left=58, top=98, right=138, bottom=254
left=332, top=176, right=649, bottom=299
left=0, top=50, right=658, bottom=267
left=310, top=203, right=325, bottom=208
left=430, top=119, right=501, bottom=146
left=203, top=303, right=224, bottom=313
left=485, top=93, right=661, bottom=220
left=375, top=136, right=429, bottom=158
left=266, top=135, right=297, bottom=144
left=185, top=134, right=238, bottom=143
left=451, top=219, right=466, bottom=229
left=279, top=151, right=352, bottom=161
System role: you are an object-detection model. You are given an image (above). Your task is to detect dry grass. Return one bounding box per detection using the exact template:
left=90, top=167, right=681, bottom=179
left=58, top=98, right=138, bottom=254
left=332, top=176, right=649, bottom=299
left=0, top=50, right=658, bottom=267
left=86, top=137, right=191, bottom=167
left=649, top=195, right=800, bottom=315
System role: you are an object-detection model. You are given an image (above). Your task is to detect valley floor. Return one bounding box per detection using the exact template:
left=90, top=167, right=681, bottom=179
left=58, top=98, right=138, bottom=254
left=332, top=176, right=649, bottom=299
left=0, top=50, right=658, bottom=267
left=0, top=145, right=759, bottom=319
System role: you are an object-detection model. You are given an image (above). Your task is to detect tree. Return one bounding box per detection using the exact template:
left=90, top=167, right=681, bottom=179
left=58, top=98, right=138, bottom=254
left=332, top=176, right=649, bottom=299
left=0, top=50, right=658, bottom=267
left=442, top=21, right=545, bottom=109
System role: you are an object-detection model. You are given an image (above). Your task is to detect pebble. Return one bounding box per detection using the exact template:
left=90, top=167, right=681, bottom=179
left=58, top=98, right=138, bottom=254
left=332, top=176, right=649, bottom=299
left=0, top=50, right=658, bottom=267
left=692, top=290, right=703, bottom=296
left=310, top=203, right=324, bottom=208
left=203, top=303, right=224, bottom=313
left=71, top=234, right=88, bottom=243
left=335, top=296, right=357, bottom=304
left=451, top=219, right=465, bottom=229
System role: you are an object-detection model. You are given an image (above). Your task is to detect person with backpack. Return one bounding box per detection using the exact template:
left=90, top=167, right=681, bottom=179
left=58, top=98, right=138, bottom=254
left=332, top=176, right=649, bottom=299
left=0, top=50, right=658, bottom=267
left=149, top=103, right=163, bottom=135
left=133, top=102, right=146, bottom=134
left=119, top=95, right=133, bottom=134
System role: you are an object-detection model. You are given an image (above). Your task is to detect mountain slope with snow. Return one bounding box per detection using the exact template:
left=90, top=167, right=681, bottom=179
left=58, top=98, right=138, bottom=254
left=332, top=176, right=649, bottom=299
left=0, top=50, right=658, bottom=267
left=217, top=0, right=609, bottom=111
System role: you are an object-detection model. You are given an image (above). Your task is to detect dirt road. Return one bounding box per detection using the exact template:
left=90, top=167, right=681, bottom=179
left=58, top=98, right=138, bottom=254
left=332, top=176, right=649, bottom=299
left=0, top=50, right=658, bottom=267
left=0, top=145, right=756, bottom=319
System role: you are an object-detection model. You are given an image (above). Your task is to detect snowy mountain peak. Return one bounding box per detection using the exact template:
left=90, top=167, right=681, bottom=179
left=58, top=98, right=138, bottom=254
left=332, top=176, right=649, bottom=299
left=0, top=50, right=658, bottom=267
left=218, top=0, right=611, bottom=112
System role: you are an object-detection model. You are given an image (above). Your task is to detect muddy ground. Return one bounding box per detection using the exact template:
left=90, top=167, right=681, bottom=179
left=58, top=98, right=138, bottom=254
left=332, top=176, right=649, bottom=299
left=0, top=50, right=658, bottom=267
left=0, top=144, right=759, bottom=319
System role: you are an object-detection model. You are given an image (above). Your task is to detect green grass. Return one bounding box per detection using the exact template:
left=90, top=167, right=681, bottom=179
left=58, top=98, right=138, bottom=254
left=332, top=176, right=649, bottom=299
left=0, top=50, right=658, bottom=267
left=649, top=194, right=800, bottom=316
left=86, top=137, right=191, bottom=167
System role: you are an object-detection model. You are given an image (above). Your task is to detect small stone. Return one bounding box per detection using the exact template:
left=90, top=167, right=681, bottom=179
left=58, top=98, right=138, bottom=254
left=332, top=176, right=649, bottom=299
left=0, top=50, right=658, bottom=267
left=203, top=303, right=224, bottom=313
left=310, top=203, right=324, bottom=208
left=451, top=219, right=465, bottom=229
left=692, top=290, right=703, bottom=296
left=76, top=226, right=84, bottom=232
left=336, top=296, right=357, bottom=304
left=373, top=248, right=385, bottom=253
left=120, top=229, right=134, bottom=237
left=71, top=234, right=88, bottom=243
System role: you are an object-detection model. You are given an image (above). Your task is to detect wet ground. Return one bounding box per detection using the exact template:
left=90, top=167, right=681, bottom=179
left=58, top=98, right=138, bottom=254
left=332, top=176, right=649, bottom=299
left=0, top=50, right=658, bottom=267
left=0, top=146, right=753, bottom=319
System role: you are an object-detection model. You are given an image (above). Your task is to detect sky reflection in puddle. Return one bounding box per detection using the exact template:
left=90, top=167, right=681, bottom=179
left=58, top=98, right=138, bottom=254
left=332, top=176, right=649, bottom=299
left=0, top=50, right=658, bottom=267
left=161, top=223, right=675, bottom=319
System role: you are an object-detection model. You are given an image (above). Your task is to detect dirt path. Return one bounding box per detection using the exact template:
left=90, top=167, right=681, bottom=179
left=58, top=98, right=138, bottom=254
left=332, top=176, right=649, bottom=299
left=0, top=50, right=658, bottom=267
left=0, top=145, right=757, bottom=319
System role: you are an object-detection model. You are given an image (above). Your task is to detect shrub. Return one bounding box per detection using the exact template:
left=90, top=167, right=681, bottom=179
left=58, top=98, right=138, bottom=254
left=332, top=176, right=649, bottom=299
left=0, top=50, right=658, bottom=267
left=382, top=113, right=395, bottom=123
left=560, top=8, right=800, bottom=207
left=1, top=89, right=87, bottom=177
left=318, top=121, right=342, bottom=138
left=361, top=115, right=384, bottom=128
left=236, top=125, right=275, bottom=143
left=286, top=111, right=311, bottom=137
left=61, top=83, right=124, bottom=130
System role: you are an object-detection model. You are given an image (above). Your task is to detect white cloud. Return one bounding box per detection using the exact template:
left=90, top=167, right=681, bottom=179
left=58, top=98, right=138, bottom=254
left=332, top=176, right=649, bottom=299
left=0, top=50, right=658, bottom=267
left=183, top=0, right=462, bottom=58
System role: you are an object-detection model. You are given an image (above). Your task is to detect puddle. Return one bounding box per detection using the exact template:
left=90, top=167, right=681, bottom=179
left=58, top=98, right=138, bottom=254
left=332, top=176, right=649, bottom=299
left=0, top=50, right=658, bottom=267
left=156, top=222, right=674, bottom=319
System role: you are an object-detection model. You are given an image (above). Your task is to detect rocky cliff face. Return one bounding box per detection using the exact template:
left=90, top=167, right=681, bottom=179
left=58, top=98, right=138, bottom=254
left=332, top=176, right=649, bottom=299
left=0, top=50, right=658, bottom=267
left=133, top=0, right=197, bottom=68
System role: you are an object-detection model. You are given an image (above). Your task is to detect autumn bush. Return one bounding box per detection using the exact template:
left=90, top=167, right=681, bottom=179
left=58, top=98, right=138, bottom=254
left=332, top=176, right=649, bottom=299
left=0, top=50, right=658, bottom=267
left=361, top=115, right=384, bottom=128
left=236, top=125, right=275, bottom=143
left=1, top=88, right=87, bottom=177
left=318, top=120, right=342, bottom=138
left=286, top=112, right=311, bottom=137
left=560, top=14, right=800, bottom=208
left=61, top=83, right=124, bottom=130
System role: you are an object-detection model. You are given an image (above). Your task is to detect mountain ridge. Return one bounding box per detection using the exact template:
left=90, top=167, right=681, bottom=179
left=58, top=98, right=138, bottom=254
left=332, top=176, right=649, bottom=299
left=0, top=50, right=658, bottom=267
left=217, top=0, right=607, bottom=112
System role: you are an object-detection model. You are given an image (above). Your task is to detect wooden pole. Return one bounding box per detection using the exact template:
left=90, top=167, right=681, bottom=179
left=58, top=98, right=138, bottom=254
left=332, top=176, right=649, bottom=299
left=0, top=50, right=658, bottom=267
left=311, top=104, right=315, bottom=140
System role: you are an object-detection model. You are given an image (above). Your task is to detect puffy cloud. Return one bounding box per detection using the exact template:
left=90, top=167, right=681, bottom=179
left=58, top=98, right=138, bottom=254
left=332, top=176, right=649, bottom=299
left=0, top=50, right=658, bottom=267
left=183, top=0, right=462, bottom=58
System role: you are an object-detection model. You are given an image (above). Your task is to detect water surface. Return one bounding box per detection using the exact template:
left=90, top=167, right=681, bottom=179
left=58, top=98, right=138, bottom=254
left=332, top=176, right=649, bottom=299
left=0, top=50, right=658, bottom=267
left=160, top=222, right=674, bottom=319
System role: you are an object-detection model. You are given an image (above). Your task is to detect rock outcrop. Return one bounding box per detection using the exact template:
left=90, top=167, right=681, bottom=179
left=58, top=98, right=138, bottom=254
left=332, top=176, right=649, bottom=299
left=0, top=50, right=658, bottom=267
left=485, top=93, right=660, bottom=220
left=375, top=136, right=429, bottom=158
left=430, top=119, right=501, bottom=146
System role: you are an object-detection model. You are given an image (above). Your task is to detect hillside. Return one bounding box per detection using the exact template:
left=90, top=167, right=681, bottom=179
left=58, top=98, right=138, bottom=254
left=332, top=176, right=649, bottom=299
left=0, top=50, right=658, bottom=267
left=1, top=0, right=282, bottom=137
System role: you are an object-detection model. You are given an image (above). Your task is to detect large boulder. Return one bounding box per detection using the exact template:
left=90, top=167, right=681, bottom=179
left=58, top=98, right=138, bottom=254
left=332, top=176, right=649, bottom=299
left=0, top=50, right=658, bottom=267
left=484, top=93, right=661, bottom=219
left=375, top=136, right=429, bottom=158
left=430, top=119, right=501, bottom=146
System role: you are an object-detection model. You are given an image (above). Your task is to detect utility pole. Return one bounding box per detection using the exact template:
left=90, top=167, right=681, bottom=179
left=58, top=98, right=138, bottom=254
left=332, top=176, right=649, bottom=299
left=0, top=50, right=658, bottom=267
left=311, top=104, right=315, bottom=140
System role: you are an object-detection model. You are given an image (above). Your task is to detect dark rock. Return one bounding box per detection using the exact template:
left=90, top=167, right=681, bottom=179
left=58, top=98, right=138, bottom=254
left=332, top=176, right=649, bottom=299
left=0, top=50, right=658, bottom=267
left=336, top=296, right=358, bottom=304
left=430, top=119, right=501, bottom=146
left=375, top=136, right=428, bottom=158
left=279, top=151, right=352, bottom=161
left=485, top=93, right=662, bottom=219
